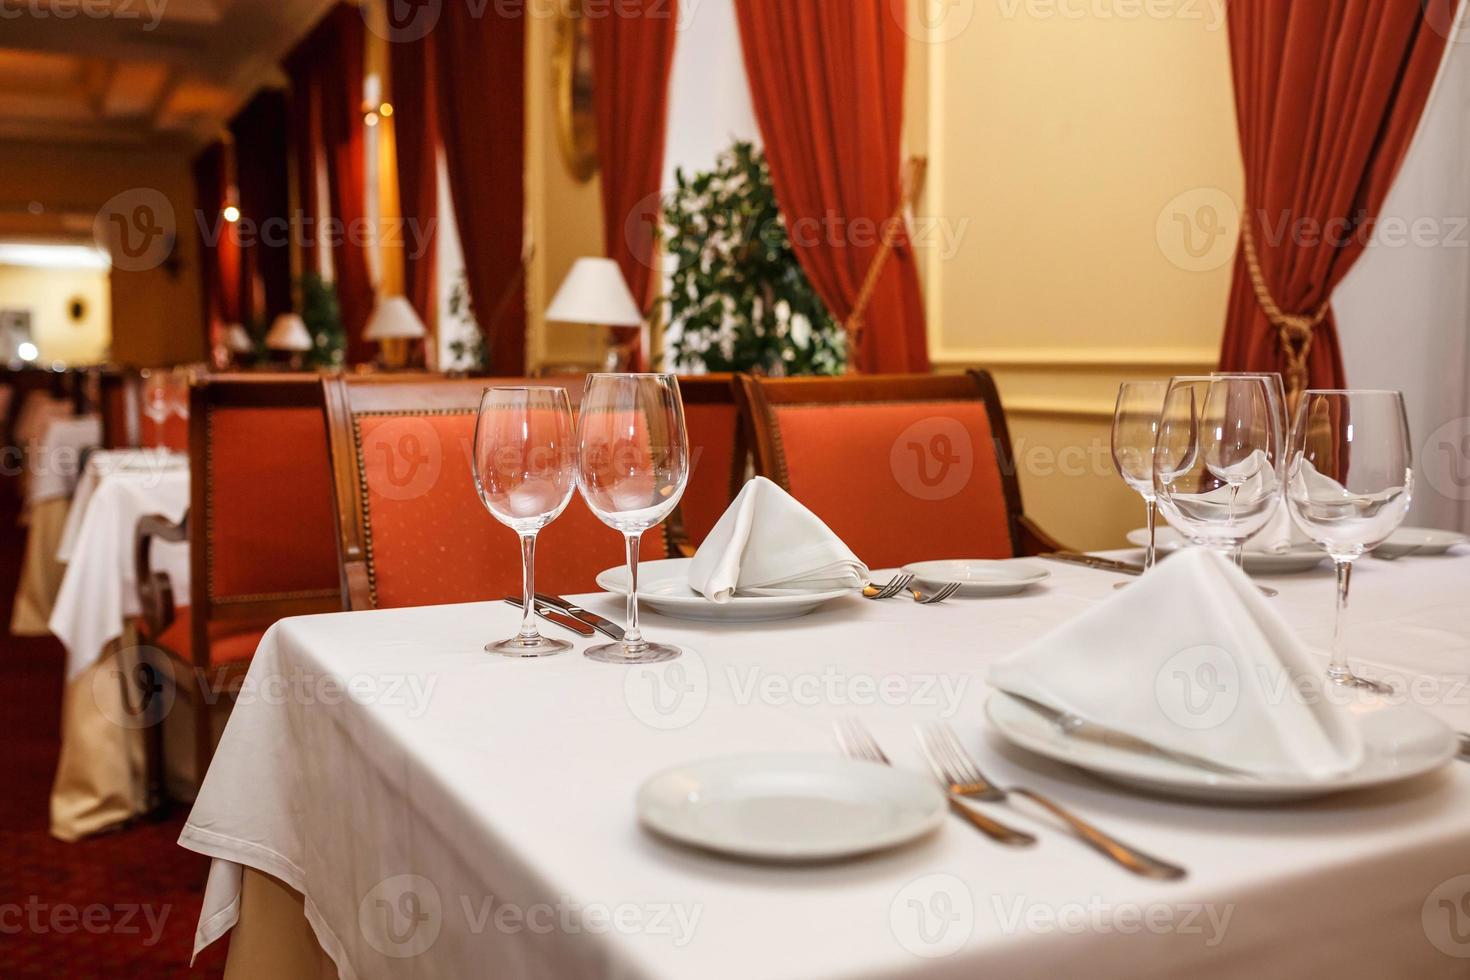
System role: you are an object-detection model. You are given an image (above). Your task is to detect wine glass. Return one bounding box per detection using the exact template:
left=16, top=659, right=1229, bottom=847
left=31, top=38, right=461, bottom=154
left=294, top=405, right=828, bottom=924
left=1111, top=380, right=1169, bottom=575
left=141, top=370, right=171, bottom=448
left=1153, top=375, right=1284, bottom=558
left=472, top=387, right=578, bottom=658
left=576, top=374, right=689, bottom=665
left=1286, top=390, right=1413, bottom=694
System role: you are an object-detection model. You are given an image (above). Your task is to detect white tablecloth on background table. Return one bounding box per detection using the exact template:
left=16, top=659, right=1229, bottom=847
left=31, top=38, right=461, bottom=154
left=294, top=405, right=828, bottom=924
left=50, top=450, right=189, bottom=678
left=181, top=551, right=1470, bottom=980
left=24, top=414, right=101, bottom=506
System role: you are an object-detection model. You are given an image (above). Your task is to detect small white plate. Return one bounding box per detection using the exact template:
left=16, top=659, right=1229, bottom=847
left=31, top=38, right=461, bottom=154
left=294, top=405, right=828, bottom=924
left=596, top=558, right=850, bottom=623
left=637, top=754, right=946, bottom=862
left=1127, top=528, right=1326, bottom=575
left=1372, top=527, right=1469, bottom=559
left=900, top=559, right=1050, bottom=597
left=986, top=692, right=1457, bottom=804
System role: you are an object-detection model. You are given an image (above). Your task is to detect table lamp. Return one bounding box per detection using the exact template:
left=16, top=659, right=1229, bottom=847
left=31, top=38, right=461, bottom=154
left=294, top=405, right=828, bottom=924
left=266, top=312, right=313, bottom=369
left=545, top=258, right=644, bottom=371
left=223, top=323, right=253, bottom=358
left=364, top=296, right=427, bottom=370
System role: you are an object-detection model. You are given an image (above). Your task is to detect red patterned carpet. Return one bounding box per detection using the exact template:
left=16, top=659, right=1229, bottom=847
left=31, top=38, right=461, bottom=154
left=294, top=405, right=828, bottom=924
left=0, top=478, right=228, bottom=977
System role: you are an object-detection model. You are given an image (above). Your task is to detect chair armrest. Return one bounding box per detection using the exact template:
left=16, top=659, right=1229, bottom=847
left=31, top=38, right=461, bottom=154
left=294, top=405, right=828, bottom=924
left=135, top=511, right=188, bottom=638
left=1016, top=514, right=1066, bottom=557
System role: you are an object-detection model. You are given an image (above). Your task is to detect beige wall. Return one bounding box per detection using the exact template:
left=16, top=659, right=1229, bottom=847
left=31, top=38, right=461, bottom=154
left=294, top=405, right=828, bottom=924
left=525, top=12, right=608, bottom=370
left=909, top=0, right=1243, bottom=549
left=0, top=264, right=111, bottom=364
left=0, top=140, right=205, bottom=367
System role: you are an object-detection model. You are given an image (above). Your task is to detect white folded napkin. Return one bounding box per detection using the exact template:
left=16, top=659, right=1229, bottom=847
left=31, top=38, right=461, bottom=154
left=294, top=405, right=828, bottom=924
left=988, top=547, right=1363, bottom=779
left=688, top=477, right=870, bottom=603
left=1247, top=499, right=1311, bottom=554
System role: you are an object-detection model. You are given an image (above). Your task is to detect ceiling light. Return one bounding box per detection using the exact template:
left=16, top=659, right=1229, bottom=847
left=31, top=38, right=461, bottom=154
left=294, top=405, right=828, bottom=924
left=17, top=342, right=38, bottom=362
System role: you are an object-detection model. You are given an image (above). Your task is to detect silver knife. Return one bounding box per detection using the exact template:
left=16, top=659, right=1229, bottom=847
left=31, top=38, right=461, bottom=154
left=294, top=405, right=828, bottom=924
left=534, top=593, right=626, bottom=641
left=501, top=597, right=595, bottom=637
left=1039, top=552, right=1145, bottom=576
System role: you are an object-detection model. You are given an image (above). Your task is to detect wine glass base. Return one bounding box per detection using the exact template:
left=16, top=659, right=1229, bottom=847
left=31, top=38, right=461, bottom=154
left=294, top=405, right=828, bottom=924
left=487, top=635, right=573, bottom=658
left=1327, top=670, right=1394, bottom=695
left=585, top=641, right=681, bottom=665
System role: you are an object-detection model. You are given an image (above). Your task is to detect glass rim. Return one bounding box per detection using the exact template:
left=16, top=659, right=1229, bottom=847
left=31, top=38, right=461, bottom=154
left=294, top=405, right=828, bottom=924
left=584, top=372, right=678, bottom=380
left=1299, top=388, right=1403, bottom=396
left=482, top=385, right=569, bottom=393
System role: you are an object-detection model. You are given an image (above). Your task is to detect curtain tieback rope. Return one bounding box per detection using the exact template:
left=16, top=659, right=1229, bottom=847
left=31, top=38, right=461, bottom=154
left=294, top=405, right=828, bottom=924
left=844, top=156, right=928, bottom=372
left=1240, top=204, right=1331, bottom=399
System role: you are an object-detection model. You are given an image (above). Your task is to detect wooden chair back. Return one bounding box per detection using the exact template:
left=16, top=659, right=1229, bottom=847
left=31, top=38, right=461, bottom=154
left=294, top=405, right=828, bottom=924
left=188, top=375, right=343, bottom=667
left=322, top=375, right=671, bottom=611
left=671, top=374, right=747, bottom=551
left=99, top=368, right=142, bottom=449
left=735, top=370, right=1059, bottom=568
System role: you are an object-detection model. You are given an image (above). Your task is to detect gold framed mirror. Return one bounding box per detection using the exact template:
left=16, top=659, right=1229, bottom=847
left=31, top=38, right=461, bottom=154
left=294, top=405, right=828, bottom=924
left=553, top=0, right=599, bottom=183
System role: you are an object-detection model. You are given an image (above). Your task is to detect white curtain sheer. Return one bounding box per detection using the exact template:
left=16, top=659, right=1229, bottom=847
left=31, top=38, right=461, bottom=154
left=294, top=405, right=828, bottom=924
left=1336, top=8, right=1470, bottom=533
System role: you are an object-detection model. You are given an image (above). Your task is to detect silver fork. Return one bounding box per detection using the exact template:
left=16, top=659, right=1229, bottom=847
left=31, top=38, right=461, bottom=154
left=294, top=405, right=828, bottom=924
left=862, top=572, right=915, bottom=600
left=909, top=581, right=962, bottom=605
left=835, top=719, right=1036, bottom=847
left=917, top=722, right=1186, bottom=880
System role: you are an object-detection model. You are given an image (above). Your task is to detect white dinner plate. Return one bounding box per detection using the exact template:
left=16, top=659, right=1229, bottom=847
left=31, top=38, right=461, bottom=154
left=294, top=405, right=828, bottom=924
left=1127, top=528, right=1326, bottom=575
left=1372, top=527, right=1469, bottom=560
left=900, top=559, right=1050, bottom=596
left=986, top=692, right=1457, bottom=804
left=637, top=754, right=946, bottom=861
left=596, top=558, right=850, bottom=622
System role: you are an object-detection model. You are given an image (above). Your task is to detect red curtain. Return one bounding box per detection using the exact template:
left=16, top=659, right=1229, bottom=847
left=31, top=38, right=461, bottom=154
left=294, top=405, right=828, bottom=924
left=1221, top=0, right=1455, bottom=400
left=436, top=4, right=526, bottom=374
left=589, top=0, right=679, bottom=371
left=389, top=25, right=439, bottom=344
left=285, top=5, right=375, bottom=364
left=733, top=0, right=929, bottom=374
left=229, top=89, right=293, bottom=331
left=191, top=142, right=240, bottom=360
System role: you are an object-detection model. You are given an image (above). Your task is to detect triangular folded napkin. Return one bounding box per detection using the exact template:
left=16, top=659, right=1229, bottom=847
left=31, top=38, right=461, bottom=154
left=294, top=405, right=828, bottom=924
left=989, top=547, right=1362, bottom=779
left=688, top=477, right=870, bottom=603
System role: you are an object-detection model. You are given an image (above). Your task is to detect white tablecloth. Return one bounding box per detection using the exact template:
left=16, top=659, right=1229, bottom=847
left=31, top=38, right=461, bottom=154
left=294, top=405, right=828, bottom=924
left=50, top=451, right=190, bottom=679
left=24, top=414, right=101, bottom=506
left=181, top=552, right=1470, bottom=980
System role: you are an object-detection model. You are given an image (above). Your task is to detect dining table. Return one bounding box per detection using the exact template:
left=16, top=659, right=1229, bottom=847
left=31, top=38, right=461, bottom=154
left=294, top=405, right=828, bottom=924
left=180, top=546, right=1470, bottom=979
left=45, top=447, right=191, bottom=841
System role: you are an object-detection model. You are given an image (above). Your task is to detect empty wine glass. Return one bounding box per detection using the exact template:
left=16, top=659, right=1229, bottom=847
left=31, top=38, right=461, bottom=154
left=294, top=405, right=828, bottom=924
left=1153, top=375, right=1284, bottom=558
left=1111, top=380, right=1169, bottom=575
left=141, top=370, right=171, bottom=447
left=577, top=374, right=689, bottom=665
left=472, top=387, right=578, bottom=657
left=1286, top=390, right=1413, bottom=694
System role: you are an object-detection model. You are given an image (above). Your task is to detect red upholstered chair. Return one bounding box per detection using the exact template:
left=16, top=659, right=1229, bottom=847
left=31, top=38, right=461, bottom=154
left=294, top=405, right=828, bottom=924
left=669, top=374, right=747, bottom=553
left=322, top=376, right=672, bottom=611
left=734, top=371, right=1064, bottom=569
left=136, top=375, right=343, bottom=787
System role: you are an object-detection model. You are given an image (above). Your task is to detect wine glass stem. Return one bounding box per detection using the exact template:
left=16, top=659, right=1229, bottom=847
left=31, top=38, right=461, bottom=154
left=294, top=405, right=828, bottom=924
left=1329, top=558, right=1353, bottom=681
left=623, top=532, right=645, bottom=651
left=517, top=532, right=540, bottom=641
left=1144, top=498, right=1157, bottom=571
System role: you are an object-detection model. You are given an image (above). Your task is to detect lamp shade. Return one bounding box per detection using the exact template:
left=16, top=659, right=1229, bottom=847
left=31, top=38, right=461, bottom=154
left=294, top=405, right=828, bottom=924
left=364, top=296, right=427, bottom=341
left=545, top=258, right=642, bottom=327
left=265, top=313, right=313, bottom=352
left=223, top=323, right=254, bottom=354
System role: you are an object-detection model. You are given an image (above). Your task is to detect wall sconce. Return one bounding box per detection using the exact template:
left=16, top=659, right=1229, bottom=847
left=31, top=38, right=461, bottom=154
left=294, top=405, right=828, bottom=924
left=363, top=102, right=393, bottom=127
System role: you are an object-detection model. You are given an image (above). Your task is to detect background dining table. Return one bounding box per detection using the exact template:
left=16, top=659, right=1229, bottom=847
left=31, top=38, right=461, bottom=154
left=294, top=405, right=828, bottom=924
left=9, top=411, right=100, bottom=635
left=182, top=548, right=1470, bottom=979
left=45, top=447, right=190, bottom=841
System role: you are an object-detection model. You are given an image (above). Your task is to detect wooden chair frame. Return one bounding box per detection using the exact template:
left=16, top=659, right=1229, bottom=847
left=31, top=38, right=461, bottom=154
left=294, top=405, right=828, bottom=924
left=135, top=374, right=341, bottom=793
left=733, top=370, right=1064, bottom=557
